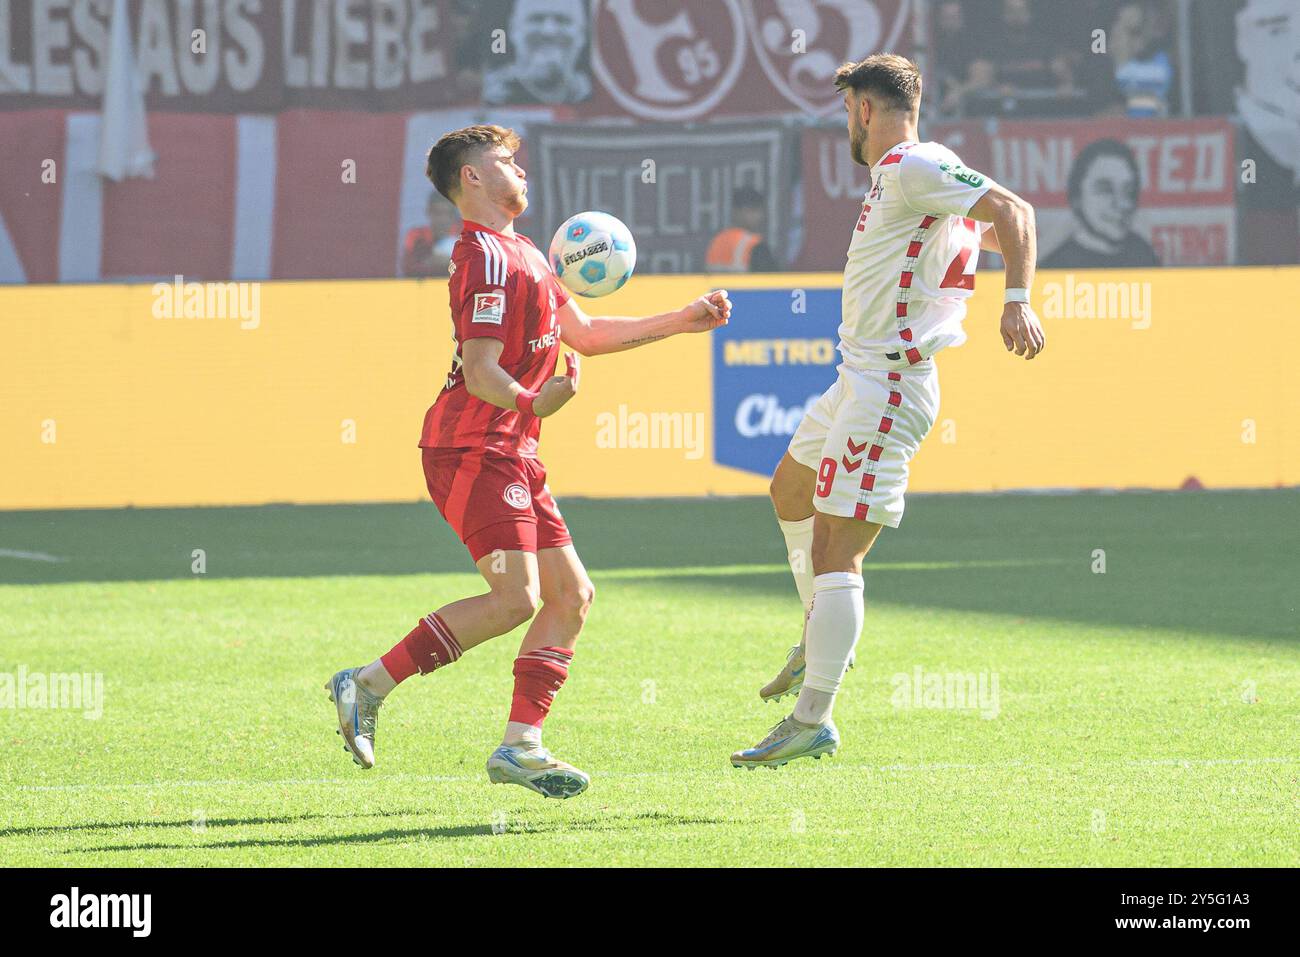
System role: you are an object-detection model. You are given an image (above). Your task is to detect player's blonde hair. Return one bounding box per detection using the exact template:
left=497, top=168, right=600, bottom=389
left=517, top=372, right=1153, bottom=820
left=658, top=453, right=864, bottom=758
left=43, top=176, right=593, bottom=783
left=426, top=124, right=522, bottom=202
left=833, top=53, right=922, bottom=114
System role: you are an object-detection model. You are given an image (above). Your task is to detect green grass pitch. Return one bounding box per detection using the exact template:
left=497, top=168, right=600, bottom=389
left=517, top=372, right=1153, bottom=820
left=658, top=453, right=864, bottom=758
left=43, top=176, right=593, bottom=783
left=1, top=490, right=1296, bottom=866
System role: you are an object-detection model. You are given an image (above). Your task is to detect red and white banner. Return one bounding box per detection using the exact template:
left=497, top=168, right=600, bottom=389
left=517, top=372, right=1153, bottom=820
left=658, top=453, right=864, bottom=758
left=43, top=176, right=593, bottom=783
left=586, top=0, right=914, bottom=121
left=0, top=0, right=467, bottom=113
left=0, top=106, right=556, bottom=284
left=795, top=126, right=872, bottom=269
left=934, top=117, right=1237, bottom=267
left=1, top=0, right=912, bottom=118
left=1, top=110, right=1239, bottom=283
left=796, top=117, right=1237, bottom=270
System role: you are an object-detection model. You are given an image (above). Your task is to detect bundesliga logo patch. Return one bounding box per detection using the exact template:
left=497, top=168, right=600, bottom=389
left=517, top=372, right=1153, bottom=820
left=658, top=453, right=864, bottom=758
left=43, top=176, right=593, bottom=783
left=472, top=290, right=505, bottom=325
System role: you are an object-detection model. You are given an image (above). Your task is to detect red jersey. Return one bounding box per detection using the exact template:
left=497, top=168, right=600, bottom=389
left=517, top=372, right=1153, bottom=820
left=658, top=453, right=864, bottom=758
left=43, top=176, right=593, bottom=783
left=419, top=221, right=569, bottom=456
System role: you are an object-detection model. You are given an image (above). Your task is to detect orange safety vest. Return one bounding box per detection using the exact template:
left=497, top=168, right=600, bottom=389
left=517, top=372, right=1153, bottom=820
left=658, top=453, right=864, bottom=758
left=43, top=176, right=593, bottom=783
left=706, top=227, right=763, bottom=272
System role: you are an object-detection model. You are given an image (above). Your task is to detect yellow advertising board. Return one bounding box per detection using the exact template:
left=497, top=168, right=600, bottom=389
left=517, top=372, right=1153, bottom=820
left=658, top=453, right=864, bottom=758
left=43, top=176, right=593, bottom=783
left=1, top=268, right=1295, bottom=510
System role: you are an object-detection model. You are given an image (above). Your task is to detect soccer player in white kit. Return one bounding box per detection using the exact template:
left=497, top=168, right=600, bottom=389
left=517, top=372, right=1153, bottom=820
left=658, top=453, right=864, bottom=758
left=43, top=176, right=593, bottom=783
left=732, top=54, right=1046, bottom=768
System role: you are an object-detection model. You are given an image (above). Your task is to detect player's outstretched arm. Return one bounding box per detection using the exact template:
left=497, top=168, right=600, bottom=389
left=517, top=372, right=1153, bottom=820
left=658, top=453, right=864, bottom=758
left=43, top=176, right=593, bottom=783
left=461, top=337, right=579, bottom=417
left=555, top=290, right=731, bottom=357
left=969, top=185, right=1046, bottom=360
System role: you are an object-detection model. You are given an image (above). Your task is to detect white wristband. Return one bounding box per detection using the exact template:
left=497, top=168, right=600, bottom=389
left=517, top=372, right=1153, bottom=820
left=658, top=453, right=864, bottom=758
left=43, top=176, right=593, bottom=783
left=1004, top=287, right=1030, bottom=304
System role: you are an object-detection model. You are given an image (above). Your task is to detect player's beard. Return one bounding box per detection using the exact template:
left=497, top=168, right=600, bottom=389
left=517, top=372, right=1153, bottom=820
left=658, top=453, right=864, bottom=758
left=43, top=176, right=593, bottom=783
left=494, top=181, right=528, bottom=218
left=849, top=125, right=868, bottom=167
left=512, top=187, right=529, bottom=216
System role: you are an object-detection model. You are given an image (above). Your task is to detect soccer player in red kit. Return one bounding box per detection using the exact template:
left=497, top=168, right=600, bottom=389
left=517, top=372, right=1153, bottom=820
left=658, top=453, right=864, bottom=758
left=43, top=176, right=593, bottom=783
left=326, top=125, right=732, bottom=799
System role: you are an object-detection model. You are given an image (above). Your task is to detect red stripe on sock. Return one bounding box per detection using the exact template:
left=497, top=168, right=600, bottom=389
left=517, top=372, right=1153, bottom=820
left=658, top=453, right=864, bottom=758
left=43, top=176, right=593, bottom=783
left=424, top=613, right=463, bottom=662
left=508, top=646, right=573, bottom=728
left=380, top=613, right=463, bottom=683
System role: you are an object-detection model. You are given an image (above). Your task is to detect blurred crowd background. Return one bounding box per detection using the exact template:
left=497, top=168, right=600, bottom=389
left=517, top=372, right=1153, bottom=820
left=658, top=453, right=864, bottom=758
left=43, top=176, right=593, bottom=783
left=2, top=0, right=1296, bottom=284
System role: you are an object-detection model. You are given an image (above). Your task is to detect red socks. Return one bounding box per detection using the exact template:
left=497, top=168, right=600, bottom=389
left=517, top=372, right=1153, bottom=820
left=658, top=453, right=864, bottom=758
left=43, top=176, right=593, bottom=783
left=380, top=613, right=463, bottom=682
left=508, top=647, right=573, bottom=728
left=377, top=618, right=572, bottom=737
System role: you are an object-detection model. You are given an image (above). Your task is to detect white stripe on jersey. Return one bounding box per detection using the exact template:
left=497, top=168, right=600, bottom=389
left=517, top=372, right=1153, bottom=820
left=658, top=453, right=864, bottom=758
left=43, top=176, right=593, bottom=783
left=475, top=232, right=496, bottom=286
left=475, top=231, right=494, bottom=286
left=477, top=231, right=508, bottom=286
left=484, top=232, right=501, bottom=285
left=490, top=234, right=509, bottom=285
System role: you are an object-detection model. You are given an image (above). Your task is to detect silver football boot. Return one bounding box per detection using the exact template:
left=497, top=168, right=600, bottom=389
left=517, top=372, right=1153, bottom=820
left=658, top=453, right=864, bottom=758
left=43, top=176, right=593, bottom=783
left=325, top=667, right=383, bottom=769
left=486, top=744, right=590, bottom=799
left=731, top=714, right=839, bottom=769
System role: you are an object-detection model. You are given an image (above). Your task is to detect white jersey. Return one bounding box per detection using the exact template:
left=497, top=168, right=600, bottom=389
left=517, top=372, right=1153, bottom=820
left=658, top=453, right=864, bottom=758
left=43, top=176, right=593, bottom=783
left=840, top=140, right=993, bottom=370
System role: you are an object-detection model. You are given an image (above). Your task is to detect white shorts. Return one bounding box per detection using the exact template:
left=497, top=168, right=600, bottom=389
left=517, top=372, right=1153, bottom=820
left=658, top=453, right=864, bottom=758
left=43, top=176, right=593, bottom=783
left=787, top=363, right=940, bottom=527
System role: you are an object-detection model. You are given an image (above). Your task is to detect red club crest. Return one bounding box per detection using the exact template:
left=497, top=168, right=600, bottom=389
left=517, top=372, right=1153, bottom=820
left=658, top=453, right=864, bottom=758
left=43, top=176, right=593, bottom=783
left=503, top=484, right=531, bottom=509
left=742, top=0, right=913, bottom=117
left=591, top=0, right=747, bottom=120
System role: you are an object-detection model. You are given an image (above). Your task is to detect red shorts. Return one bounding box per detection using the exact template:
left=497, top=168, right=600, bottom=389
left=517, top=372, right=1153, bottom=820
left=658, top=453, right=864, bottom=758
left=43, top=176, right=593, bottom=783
left=421, top=448, right=572, bottom=562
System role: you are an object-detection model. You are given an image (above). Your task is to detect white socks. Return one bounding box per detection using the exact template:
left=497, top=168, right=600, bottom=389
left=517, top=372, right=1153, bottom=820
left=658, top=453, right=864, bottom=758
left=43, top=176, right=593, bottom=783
left=779, top=515, right=866, bottom=725
left=793, top=572, right=865, bottom=725
left=357, top=659, right=397, bottom=698
left=503, top=721, right=542, bottom=749
left=777, top=516, right=815, bottom=614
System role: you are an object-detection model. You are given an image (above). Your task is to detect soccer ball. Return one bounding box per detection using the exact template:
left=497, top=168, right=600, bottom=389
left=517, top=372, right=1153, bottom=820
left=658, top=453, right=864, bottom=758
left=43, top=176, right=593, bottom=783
left=549, top=211, right=637, bottom=298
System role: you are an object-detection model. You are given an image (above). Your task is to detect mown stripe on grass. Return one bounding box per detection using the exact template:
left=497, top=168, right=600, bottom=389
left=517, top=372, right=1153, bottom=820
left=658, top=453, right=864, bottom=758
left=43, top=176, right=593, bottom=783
left=592, top=559, right=1073, bottom=579
left=15, top=755, right=1298, bottom=793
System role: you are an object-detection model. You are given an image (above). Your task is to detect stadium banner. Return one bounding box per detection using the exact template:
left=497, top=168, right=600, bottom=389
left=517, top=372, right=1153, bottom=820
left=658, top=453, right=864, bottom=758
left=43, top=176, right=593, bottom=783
left=0, top=0, right=911, bottom=116
left=795, top=126, right=873, bottom=270
left=799, top=118, right=1238, bottom=271
left=711, top=287, right=841, bottom=476
left=584, top=0, right=914, bottom=121
left=0, top=105, right=557, bottom=284
left=530, top=121, right=796, bottom=273
left=1, top=0, right=474, bottom=112
left=1, top=268, right=1297, bottom=511
left=0, top=110, right=1243, bottom=284
left=932, top=117, right=1238, bottom=268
